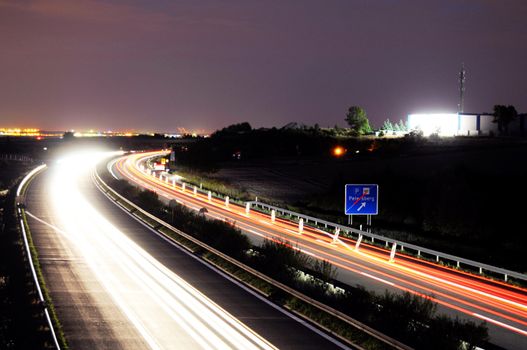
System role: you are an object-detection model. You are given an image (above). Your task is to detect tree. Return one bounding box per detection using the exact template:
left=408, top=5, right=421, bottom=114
left=397, top=119, right=408, bottom=132
left=493, top=105, right=517, bottom=134
left=345, top=106, right=372, bottom=135
left=212, top=122, right=252, bottom=137
left=382, top=119, right=394, bottom=131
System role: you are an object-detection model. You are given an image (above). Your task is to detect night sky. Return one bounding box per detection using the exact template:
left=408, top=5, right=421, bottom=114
left=0, top=0, right=526, bottom=132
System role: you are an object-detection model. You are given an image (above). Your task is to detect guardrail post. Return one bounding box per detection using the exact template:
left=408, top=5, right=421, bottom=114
left=436, top=255, right=439, bottom=262
left=225, top=196, right=229, bottom=207
left=182, top=183, right=186, bottom=192
left=505, top=274, right=508, bottom=282
left=193, top=186, right=197, bottom=196
left=298, top=218, right=304, bottom=234
left=208, top=191, right=212, bottom=201
left=479, top=267, right=483, bottom=274
left=172, top=178, right=176, bottom=187
left=271, top=209, right=276, bottom=223
left=456, top=261, right=460, bottom=268
left=332, top=228, right=340, bottom=244
left=417, top=250, right=421, bottom=257
left=389, top=243, right=397, bottom=262
left=245, top=202, right=250, bottom=215
left=355, top=234, right=363, bottom=251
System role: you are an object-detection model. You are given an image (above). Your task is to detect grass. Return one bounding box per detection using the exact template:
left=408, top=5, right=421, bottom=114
left=14, top=165, right=69, bottom=349
left=20, top=209, right=69, bottom=349
left=147, top=157, right=253, bottom=202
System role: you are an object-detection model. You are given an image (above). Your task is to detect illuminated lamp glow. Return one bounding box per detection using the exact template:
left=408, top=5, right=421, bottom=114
left=408, top=113, right=459, bottom=136
left=332, top=146, right=346, bottom=157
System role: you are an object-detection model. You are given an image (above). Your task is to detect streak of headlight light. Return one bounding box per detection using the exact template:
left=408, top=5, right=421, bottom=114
left=129, top=153, right=527, bottom=312
left=49, top=151, right=276, bottom=350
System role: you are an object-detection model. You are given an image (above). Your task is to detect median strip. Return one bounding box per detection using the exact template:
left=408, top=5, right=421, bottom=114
left=94, top=165, right=411, bottom=350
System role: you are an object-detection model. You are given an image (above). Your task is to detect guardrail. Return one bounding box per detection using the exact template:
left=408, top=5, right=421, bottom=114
left=1, top=153, right=34, bottom=162
left=247, top=201, right=527, bottom=284
left=96, top=166, right=412, bottom=350
left=16, top=164, right=62, bottom=350
left=137, top=153, right=527, bottom=284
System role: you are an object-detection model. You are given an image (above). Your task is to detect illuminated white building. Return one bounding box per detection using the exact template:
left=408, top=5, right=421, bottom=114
left=407, top=113, right=512, bottom=136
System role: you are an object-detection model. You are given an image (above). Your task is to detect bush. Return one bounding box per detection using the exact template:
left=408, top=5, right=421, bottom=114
left=370, top=291, right=488, bottom=349
left=252, top=239, right=311, bottom=283
left=104, top=167, right=489, bottom=350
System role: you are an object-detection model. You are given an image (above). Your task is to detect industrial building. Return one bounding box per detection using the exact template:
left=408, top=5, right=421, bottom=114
left=407, top=113, right=526, bottom=137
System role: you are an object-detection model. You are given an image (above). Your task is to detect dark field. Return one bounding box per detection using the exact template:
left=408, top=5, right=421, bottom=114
left=180, top=137, right=527, bottom=272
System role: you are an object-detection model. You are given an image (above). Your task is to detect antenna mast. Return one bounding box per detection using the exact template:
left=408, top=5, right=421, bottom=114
left=458, top=63, right=466, bottom=113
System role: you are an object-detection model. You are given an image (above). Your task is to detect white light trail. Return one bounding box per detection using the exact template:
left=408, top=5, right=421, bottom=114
left=48, top=150, right=276, bottom=350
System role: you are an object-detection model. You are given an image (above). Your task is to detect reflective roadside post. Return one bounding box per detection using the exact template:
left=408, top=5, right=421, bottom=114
left=389, top=243, right=397, bottom=262
left=355, top=234, right=363, bottom=251
left=332, top=228, right=340, bottom=244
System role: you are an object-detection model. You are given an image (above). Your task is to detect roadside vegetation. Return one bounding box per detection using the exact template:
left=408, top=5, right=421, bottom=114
left=102, top=168, right=489, bottom=350
left=165, top=119, right=527, bottom=273
left=0, top=160, right=62, bottom=349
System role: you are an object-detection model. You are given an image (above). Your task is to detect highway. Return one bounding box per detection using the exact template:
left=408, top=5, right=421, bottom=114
left=112, top=150, right=527, bottom=350
left=24, top=151, right=347, bottom=350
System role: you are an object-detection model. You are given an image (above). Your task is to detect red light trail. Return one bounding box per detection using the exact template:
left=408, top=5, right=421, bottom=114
left=111, top=151, right=527, bottom=342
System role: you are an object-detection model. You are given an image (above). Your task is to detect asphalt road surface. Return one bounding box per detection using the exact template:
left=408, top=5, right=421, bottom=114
left=24, top=155, right=348, bottom=349
left=113, top=151, right=527, bottom=350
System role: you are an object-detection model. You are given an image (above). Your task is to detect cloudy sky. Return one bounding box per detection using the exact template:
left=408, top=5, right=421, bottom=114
left=0, top=0, right=526, bottom=132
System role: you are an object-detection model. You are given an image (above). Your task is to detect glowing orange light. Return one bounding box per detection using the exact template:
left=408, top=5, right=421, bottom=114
left=332, top=146, right=345, bottom=157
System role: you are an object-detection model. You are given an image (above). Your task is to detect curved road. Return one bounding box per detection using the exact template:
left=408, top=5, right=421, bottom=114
left=113, top=151, right=527, bottom=350
left=25, top=153, right=347, bottom=349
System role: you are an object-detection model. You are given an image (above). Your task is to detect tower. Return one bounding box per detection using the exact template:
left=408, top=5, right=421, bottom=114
left=458, top=63, right=466, bottom=113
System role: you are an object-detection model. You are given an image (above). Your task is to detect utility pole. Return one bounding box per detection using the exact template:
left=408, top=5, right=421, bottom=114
left=458, top=63, right=466, bottom=113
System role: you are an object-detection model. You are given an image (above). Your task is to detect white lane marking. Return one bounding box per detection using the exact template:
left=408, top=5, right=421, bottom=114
left=360, top=272, right=395, bottom=287
left=97, top=179, right=352, bottom=350
left=473, top=313, right=527, bottom=336
left=25, top=211, right=162, bottom=350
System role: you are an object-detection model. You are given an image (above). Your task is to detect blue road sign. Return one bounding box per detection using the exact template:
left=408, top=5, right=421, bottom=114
left=345, top=184, right=378, bottom=215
